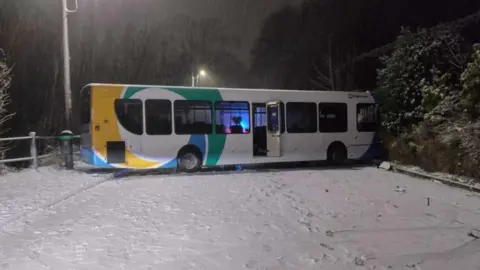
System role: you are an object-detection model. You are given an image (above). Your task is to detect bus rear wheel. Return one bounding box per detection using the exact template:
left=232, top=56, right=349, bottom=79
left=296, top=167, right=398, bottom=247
left=178, top=150, right=202, bottom=173
left=327, top=143, right=347, bottom=165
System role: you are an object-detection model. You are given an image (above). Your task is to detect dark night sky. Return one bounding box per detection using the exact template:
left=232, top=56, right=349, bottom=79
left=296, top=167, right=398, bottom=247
left=152, top=0, right=304, bottom=65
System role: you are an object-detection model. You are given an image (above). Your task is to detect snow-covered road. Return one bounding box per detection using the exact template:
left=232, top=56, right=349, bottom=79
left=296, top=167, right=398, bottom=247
left=1, top=166, right=480, bottom=270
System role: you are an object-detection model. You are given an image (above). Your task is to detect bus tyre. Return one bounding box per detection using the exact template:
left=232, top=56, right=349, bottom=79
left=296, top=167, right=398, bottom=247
left=178, top=151, right=202, bottom=173
left=327, top=143, right=347, bottom=165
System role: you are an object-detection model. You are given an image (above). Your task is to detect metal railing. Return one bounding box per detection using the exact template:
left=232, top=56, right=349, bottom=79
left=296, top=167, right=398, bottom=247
left=0, top=132, right=80, bottom=168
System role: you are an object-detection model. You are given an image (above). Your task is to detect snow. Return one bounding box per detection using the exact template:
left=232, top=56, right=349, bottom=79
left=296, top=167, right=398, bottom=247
left=394, top=162, right=478, bottom=187
left=0, top=166, right=102, bottom=226
left=1, top=166, right=480, bottom=270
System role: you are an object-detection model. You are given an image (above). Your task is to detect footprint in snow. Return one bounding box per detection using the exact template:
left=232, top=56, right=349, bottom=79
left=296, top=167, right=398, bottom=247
left=262, top=245, right=272, bottom=252
left=245, top=259, right=257, bottom=269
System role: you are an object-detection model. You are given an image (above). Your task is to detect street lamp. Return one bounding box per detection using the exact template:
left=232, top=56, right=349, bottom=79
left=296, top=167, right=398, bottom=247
left=62, top=0, right=78, bottom=129
left=192, top=69, right=207, bottom=87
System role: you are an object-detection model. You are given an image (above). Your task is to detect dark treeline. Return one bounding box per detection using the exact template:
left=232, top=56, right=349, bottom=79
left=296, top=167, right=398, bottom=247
left=252, top=0, right=480, bottom=91
left=0, top=0, right=251, bottom=138
left=0, top=0, right=480, bottom=163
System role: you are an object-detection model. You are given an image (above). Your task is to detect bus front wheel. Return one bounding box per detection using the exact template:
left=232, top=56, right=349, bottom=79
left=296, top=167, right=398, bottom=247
left=327, top=142, right=347, bottom=165
left=178, top=149, right=202, bottom=173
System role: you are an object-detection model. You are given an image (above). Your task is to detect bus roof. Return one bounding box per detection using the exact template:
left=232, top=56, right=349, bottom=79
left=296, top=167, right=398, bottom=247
left=82, top=83, right=372, bottom=95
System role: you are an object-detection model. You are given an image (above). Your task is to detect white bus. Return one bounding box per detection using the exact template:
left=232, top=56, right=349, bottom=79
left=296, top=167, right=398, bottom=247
left=80, top=83, right=381, bottom=172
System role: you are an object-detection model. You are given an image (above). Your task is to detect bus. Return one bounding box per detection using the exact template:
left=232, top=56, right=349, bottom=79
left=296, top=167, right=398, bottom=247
left=80, top=83, right=381, bottom=172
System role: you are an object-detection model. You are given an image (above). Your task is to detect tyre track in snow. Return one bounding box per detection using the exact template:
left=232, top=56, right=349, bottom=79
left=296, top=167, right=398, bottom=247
left=0, top=175, right=112, bottom=231
left=0, top=175, right=118, bottom=263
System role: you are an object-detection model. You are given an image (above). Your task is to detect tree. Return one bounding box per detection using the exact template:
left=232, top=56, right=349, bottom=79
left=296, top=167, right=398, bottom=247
left=377, top=28, right=467, bottom=134
left=0, top=0, right=250, bottom=166
left=68, top=5, right=249, bottom=128
left=251, top=0, right=396, bottom=90
left=162, top=15, right=244, bottom=87
left=0, top=50, right=14, bottom=159
left=251, top=6, right=301, bottom=89
left=251, top=0, right=480, bottom=91
left=461, top=44, right=480, bottom=117
left=0, top=0, right=63, bottom=136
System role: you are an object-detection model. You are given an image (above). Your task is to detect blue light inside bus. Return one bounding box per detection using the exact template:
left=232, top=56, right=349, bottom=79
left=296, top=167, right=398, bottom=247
left=240, top=120, right=249, bottom=131
left=221, top=111, right=250, bottom=134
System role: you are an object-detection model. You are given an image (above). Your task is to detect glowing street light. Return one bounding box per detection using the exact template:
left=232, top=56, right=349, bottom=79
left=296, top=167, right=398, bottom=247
left=192, top=69, right=207, bottom=87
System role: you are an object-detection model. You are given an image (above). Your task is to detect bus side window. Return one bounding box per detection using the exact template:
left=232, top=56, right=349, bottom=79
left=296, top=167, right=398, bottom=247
left=318, top=103, right=348, bottom=133
left=114, top=99, right=143, bottom=135
left=215, top=101, right=250, bottom=134
left=174, top=100, right=213, bottom=135
left=286, top=102, right=317, bottom=133
left=357, top=103, right=379, bottom=132
left=145, top=99, right=172, bottom=135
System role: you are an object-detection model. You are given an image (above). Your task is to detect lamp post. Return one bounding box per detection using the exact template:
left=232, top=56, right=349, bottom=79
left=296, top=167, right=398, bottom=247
left=62, top=0, right=78, bottom=129
left=191, top=69, right=207, bottom=87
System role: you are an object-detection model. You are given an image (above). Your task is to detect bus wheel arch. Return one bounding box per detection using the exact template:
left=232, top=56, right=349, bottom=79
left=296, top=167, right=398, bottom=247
left=177, top=145, right=203, bottom=173
left=327, top=141, right=347, bottom=165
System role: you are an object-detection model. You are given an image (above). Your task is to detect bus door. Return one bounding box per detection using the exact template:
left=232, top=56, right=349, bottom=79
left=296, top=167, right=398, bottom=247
left=266, top=101, right=282, bottom=157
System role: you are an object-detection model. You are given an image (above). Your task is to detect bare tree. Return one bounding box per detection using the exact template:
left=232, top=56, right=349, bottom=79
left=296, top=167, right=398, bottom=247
left=311, top=37, right=357, bottom=91
left=0, top=51, right=14, bottom=159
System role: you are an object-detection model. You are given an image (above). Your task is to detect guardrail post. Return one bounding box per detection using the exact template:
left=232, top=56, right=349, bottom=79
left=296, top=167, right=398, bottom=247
left=29, top=132, right=38, bottom=168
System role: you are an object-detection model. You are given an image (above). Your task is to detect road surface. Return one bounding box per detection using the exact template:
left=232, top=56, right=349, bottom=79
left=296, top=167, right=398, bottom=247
left=1, top=166, right=480, bottom=269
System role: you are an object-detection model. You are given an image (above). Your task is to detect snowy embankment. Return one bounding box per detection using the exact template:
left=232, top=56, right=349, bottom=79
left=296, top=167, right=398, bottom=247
left=1, top=166, right=480, bottom=270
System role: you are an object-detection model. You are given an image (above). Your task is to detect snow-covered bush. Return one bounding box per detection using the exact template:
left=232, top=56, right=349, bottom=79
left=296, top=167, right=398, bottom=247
left=461, top=44, right=480, bottom=117
left=421, top=67, right=451, bottom=113
left=378, top=30, right=480, bottom=180
left=377, top=28, right=466, bottom=135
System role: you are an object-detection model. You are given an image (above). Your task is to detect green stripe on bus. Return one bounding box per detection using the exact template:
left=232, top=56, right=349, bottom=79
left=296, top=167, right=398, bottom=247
left=123, top=86, right=144, bottom=100
left=123, top=86, right=227, bottom=166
